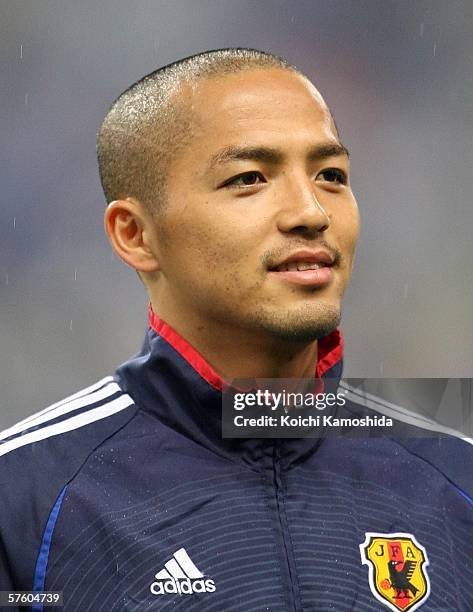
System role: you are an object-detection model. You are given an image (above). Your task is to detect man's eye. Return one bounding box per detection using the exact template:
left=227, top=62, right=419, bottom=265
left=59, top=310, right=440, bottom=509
left=223, top=171, right=266, bottom=188
left=317, top=168, right=347, bottom=185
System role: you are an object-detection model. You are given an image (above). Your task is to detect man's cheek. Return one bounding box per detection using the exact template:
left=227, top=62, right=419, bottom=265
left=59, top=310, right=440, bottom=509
left=337, top=221, right=359, bottom=253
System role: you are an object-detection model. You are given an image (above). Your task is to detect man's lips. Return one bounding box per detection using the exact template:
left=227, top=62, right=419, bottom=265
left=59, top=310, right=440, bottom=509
left=268, top=267, right=333, bottom=286
left=270, top=249, right=335, bottom=271
left=267, top=249, right=335, bottom=287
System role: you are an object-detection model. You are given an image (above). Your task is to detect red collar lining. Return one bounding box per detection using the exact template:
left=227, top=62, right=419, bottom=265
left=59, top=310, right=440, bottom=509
left=315, top=328, right=343, bottom=377
left=148, top=304, right=342, bottom=391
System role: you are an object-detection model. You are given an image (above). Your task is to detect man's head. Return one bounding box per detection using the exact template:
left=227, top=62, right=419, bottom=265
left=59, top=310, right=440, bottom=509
left=100, top=49, right=360, bottom=347
left=97, top=49, right=296, bottom=213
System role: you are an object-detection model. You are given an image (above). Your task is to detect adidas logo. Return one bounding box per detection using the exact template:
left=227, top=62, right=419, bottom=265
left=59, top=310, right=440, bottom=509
left=150, top=548, right=216, bottom=596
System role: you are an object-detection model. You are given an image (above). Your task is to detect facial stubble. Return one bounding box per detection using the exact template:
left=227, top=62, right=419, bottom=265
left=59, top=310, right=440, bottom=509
left=247, top=294, right=342, bottom=342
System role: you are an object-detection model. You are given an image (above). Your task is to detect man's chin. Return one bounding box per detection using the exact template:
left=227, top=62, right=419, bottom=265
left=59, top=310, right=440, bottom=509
left=253, top=304, right=341, bottom=343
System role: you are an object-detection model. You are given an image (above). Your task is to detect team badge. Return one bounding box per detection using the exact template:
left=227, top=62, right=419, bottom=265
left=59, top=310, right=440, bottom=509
left=359, top=532, right=430, bottom=611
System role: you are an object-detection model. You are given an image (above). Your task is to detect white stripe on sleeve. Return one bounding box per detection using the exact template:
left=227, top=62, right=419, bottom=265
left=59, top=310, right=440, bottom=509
left=0, top=395, right=134, bottom=457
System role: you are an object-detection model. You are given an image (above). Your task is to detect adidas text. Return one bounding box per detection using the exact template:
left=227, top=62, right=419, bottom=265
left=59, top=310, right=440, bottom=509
left=150, top=577, right=216, bottom=595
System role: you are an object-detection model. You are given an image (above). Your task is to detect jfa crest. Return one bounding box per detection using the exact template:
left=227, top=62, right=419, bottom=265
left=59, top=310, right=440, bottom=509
left=359, top=532, right=430, bottom=611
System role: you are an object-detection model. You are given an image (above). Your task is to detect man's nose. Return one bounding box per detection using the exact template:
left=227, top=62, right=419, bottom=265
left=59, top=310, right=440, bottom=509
left=276, top=176, right=330, bottom=236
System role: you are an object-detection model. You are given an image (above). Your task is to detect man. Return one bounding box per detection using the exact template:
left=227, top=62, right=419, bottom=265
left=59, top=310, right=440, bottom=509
left=1, top=49, right=471, bottom=611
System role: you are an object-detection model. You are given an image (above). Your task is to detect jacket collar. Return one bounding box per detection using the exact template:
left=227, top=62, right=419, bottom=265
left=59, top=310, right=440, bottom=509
left=115, top=306, right=344, bottom=468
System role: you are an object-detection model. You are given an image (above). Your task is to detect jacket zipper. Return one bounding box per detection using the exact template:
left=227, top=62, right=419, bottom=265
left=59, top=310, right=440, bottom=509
left=266, top=439, right=303, bottom=612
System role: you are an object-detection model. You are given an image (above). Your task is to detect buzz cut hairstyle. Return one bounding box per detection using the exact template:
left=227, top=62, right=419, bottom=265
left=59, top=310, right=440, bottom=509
left=96, top=48, right=302, bottom=213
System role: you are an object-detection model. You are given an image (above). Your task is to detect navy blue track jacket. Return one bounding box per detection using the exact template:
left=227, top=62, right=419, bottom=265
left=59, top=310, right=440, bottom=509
left=1, top=308, right=472, bottom=611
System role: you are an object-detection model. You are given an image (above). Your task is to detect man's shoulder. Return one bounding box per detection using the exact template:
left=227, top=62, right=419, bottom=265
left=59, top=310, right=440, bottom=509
left=340, top=379, right=473, bottom=500
left=0, top=376, right=138, bottom=491
left=0, top=377, right=138, bottom=587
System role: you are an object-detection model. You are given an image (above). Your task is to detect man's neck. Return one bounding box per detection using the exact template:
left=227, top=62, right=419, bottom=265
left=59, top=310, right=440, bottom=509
left=149, top=300, right=318, bottom=381
left=192, top=329, right=318, bottom=381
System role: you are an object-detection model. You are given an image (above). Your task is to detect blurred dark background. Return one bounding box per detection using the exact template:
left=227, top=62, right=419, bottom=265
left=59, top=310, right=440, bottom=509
left=1, top=0, right=472, bottom=428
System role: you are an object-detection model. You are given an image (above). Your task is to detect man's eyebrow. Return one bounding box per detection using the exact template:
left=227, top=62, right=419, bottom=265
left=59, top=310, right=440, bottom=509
left=207, top=146, right=283, bottom=169
left=207, top=142, right=349, bottom=170
left=308, top=142, right=350, bottom=161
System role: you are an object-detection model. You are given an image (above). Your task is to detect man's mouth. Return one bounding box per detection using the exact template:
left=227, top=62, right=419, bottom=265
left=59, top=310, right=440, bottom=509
left=273, top=261, right=327, bottom=272
left=268, top=251, right=335, bottom=287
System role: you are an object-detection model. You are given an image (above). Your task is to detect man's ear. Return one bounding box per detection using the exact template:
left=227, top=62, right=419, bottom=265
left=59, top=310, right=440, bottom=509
left=104, top=198, right=160, bottom=273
